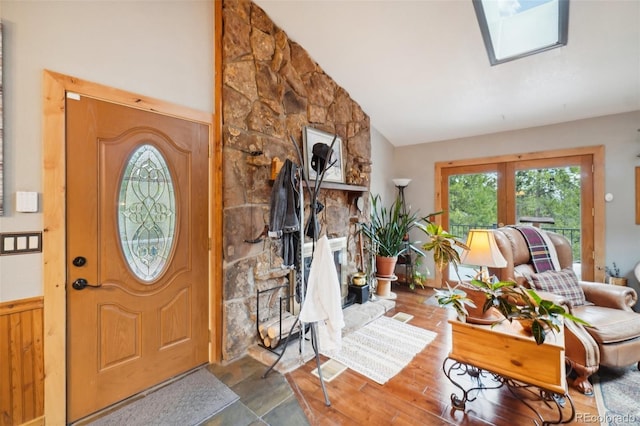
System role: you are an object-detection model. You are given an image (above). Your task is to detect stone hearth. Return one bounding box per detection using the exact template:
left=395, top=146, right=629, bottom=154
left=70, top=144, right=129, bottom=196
left=248, top=298, right=395, bottom=374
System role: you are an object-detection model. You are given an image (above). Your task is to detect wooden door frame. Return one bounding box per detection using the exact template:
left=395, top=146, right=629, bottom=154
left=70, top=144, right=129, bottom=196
left=42, top=70, right=222, bottom=425
left=434, top=146, right=605, bottom=285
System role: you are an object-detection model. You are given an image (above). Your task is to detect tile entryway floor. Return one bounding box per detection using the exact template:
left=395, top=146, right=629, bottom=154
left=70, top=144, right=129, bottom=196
left=202, top=298, right=397, bottom=425
left=203, top=356, right=309, bottom=426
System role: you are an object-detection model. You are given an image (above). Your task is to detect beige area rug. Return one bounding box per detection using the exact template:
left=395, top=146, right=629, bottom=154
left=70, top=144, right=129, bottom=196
left=321, top=315, right=437, bottom=385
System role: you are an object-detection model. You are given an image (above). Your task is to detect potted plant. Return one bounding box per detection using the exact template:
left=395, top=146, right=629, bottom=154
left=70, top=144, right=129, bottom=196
left=436, top=279, right=590, bottom=345
left=417, top=222, right=468, bottom=279
left=359, top=195, right=467, bottom=281
left=434, top=283, right=477, bottom=322
left=605, top=262, right=627, bottom=286
left=409, top=255, right=428, bottom=290
left=359, top=194, right=423, bottom=277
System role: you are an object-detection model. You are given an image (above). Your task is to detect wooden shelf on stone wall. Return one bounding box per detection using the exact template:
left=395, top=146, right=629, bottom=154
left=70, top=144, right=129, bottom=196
left=271, top=158, right=367, bottom=193
left=302, top=181, right=367, bottom=193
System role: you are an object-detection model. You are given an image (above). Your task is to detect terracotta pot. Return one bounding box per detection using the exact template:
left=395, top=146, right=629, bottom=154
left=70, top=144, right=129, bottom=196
left=517, top=318, right=534, bottom=333
left=463, top=286, right=503, bottom=325
left=375, top=255, right=398, bottom=277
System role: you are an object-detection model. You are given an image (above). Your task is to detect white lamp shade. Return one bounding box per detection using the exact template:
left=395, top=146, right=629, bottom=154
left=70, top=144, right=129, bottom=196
left=460, top=229, right=507, bottom=268
left=392, top=178, right=411, bottom=187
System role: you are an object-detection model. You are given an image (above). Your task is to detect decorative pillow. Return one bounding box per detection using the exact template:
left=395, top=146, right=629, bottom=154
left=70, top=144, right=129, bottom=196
left=528, top=268, right=586, bottom=307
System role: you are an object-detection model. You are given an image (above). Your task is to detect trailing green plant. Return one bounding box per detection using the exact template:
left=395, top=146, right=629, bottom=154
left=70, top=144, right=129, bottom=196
left=436, top=278, right=591, bottom=345
left=434, top=283, right=476, bottom=322
left=409, top=255, right=428, bottom=290
left=467, top=278, right=518, bottom=315
left=493, top=284, right=591, bottom=345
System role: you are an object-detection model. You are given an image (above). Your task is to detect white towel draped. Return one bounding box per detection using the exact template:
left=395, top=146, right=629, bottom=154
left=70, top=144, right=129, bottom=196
left=299, top=235, right=345, bottom=352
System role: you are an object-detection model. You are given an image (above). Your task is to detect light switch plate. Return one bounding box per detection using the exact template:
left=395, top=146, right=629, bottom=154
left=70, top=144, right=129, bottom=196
left=16, top=191, right=39, bottom=213
left=0, top=232, right=42, bottom=255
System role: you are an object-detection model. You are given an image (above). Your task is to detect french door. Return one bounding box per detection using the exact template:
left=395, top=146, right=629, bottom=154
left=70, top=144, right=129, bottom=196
left=438, top=152, right=598, bottom=284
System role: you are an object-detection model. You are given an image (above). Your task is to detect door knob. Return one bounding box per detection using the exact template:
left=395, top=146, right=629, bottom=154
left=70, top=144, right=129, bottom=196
left=72, top=256, right=87, bottom=267
left=72, top=278, right=101, bottom=290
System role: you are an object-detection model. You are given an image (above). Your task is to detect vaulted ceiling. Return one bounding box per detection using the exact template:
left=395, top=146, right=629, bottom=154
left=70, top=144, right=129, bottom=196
left=254, top=0, right=640, bottom=146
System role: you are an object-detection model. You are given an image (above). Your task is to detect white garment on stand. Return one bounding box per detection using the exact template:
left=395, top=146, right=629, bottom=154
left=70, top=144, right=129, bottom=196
left=299, top=235, right=345, bottom=352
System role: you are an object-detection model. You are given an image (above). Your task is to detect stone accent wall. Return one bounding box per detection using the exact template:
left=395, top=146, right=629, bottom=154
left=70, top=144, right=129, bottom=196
left=221, top=0, right=371, bottom=360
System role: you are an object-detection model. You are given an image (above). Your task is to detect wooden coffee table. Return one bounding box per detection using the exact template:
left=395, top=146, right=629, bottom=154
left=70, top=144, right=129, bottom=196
left=443, top=319, right=575, bottom=425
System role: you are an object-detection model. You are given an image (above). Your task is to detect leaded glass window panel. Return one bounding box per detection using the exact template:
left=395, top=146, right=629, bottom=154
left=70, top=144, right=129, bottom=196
left=118, top=144, right=176, bottom=281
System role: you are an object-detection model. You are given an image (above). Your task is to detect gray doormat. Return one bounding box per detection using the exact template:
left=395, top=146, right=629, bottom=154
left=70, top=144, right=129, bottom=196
left=88, top=368, right=239, bottom=425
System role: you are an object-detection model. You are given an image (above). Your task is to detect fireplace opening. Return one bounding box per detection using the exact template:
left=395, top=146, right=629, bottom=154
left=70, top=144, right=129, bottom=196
left=257, top=236, right=352, bottom=353
left=300, top=237, right=354, bottom=308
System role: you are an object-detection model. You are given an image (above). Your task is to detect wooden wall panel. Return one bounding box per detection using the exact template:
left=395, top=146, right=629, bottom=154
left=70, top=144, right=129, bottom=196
left=0, top=297, right=44, bottom=426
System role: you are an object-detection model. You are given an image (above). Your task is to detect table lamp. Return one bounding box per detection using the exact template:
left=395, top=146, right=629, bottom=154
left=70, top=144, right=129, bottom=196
left=460, top=229, right=507, bottom=283
left=460, top=229, right=507, bottom=324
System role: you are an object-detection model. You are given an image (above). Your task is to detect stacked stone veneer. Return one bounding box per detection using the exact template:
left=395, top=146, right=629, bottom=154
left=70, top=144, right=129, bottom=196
left=221, top=0, right=372, bottom=360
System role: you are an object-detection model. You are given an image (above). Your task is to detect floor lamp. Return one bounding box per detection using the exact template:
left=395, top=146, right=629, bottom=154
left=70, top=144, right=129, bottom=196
left=392, top=178, right=411, bottom=217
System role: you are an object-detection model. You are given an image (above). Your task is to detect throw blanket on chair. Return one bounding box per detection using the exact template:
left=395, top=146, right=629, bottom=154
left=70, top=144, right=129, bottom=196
left=511, top=225, right=555, bottom=273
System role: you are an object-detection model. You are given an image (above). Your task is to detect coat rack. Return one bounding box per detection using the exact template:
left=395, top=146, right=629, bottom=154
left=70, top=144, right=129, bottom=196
left=261, top=132, right=341, bottom=407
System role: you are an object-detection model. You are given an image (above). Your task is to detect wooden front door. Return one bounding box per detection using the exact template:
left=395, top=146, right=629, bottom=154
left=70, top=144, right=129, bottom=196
left=65, top=95, right=209, bottom=422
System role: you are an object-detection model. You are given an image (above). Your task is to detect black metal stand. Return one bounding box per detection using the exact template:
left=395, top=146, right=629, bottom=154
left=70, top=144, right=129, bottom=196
left=442, top=357, right=575, bottom=425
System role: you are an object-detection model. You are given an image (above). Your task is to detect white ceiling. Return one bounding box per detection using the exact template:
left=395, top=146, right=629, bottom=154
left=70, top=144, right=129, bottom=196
left=254, top=0, right=640, bottom=147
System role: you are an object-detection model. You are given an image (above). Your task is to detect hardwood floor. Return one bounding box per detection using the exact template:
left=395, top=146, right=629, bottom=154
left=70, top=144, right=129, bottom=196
left=286, top=285, right=600, bottom=425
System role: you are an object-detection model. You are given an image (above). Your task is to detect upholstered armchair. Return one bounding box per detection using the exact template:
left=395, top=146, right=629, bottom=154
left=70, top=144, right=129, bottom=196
left=490, top=226, right=640, bottom=395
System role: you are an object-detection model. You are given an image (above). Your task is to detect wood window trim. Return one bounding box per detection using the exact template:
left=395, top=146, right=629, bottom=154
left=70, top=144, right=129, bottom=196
left=434, top=145, right=605, bottom=285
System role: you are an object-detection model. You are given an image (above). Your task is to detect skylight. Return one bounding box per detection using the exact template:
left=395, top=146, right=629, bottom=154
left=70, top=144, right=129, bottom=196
left=473, top=0, right=569, bottom=65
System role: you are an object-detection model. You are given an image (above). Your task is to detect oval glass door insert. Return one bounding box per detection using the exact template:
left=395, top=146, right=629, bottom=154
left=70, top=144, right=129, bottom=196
left=118, top=144, right=176, bottom=281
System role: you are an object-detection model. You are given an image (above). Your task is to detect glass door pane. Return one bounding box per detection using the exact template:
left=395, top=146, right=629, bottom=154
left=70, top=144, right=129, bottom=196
left=515, top=166, right=582, bottom=278
left=447, top=171, right=499, bottom=281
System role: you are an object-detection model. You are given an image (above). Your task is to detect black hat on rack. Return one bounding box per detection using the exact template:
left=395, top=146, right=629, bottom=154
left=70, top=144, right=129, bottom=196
left=311, top=143, right=334, bottom=173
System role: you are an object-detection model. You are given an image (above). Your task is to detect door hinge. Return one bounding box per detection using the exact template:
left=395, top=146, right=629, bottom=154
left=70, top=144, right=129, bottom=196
left=208, top=238, right=212, bottom=250
left=208, top=329, right=212, bottom=343
left=592, top=207, right=595, bottom=217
